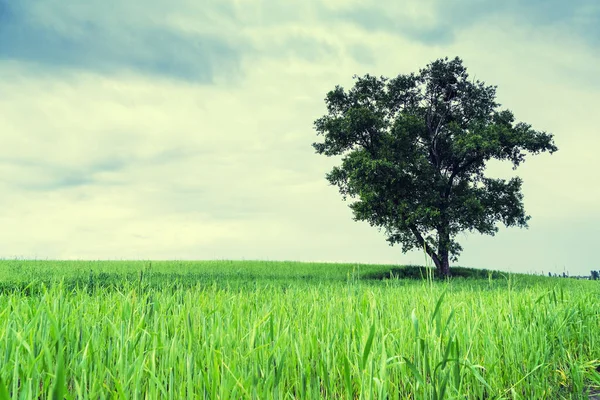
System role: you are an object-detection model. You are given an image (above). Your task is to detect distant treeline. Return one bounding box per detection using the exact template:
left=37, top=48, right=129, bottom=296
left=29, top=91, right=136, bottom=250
left=548, top=271, right=599, bottom=280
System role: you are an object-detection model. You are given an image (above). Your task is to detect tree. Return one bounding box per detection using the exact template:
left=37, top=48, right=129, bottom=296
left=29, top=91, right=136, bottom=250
left=312, top=57, right=557, bottom=277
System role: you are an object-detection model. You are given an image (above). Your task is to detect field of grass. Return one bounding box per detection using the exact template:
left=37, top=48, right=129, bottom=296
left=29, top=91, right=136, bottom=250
left=0, top=260, right=598, bottom=399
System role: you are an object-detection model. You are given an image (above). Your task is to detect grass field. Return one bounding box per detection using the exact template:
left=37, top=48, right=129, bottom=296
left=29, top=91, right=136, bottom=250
left=0, top=260, right=598, bottom=399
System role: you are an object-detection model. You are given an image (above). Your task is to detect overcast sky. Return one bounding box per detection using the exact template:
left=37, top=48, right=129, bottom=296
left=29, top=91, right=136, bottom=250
left=1, top=0, right=598, bottom=275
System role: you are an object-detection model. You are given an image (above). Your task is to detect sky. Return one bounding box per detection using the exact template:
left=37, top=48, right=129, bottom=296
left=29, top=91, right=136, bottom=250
left=0, top=0, right=598, bottom=275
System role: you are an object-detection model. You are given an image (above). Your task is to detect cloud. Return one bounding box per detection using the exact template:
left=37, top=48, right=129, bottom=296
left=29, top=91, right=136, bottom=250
left=438, top=0, right=599, bottom=46
left=320, top=1, right=455, bottom=46
left=0, top=0, right=244, bottom=82
left=318, top=0, right=599, bottom=50
left=0, top=0, right=352, bottom=81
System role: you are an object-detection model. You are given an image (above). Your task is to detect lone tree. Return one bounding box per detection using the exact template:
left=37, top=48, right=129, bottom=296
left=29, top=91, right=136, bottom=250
left=313, top=57, right=557, bottom=277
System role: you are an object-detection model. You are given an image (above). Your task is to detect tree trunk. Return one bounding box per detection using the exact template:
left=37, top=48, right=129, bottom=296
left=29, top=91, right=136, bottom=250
left=430, top=250, right=451, bottom=278
left=439, top=252, right=451, bottom=278
left=437, top=217, right=452, bottom=278
left=409, top=223, right=451, bottom=278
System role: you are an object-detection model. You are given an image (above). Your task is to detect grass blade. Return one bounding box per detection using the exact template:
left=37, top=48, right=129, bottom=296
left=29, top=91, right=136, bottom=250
left=50, top=350, right=65, bottom=400
left=361, top=322, right=376, bottom=371
left=0, top=376, right=10, bottom=400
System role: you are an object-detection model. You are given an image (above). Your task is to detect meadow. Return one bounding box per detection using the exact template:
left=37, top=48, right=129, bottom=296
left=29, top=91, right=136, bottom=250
left=0, top=260, right=598, bottom=399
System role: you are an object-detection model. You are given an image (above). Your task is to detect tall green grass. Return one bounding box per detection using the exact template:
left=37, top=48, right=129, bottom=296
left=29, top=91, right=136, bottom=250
left=0, top=260, right=598, bottom=399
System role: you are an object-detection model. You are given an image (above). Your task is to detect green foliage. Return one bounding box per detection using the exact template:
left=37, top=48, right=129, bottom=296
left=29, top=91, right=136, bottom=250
left=313, top=57, right=558, bottom=276
left=0, top=260, right=599, bottom=398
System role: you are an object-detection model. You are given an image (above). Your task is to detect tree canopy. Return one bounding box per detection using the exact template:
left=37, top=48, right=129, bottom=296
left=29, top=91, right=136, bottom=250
left=313, top=56, right=558, bottom=277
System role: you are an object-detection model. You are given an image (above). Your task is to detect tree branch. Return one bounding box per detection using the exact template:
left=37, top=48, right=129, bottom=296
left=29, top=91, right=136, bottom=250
left=444, top=156, right=480, bottom=199
left=409, top=224, right=441, bottom=266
